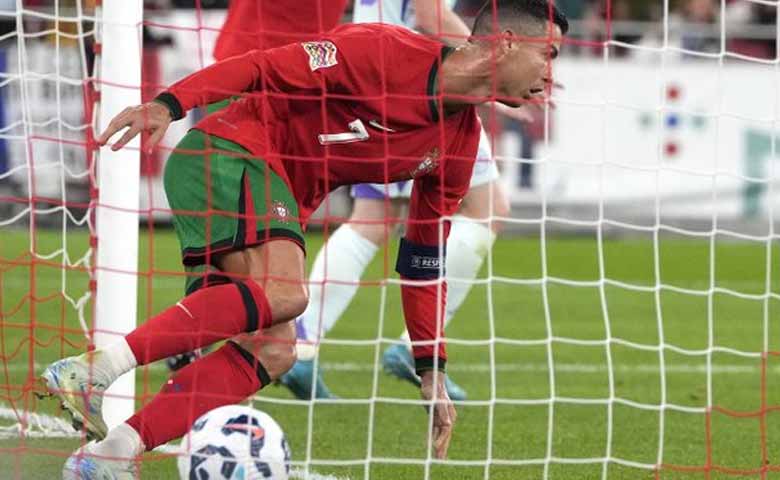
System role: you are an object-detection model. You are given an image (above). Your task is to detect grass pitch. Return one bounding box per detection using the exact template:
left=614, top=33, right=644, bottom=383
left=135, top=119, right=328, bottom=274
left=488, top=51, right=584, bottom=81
left=0, top=227, right=778, bottom=479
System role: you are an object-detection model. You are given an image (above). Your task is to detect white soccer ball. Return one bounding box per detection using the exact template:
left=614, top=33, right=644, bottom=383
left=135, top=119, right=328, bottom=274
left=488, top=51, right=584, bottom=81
left=178, top=405, right=291, bottom=480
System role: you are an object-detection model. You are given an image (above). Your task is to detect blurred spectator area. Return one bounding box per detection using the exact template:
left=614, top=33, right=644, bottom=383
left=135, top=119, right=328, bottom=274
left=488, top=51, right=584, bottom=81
left=457, top=0, right=778, bottom=60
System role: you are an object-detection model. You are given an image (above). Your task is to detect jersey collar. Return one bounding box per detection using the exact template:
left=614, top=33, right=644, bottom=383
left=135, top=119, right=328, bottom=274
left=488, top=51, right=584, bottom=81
left=427, top=45, right=455, bottom=123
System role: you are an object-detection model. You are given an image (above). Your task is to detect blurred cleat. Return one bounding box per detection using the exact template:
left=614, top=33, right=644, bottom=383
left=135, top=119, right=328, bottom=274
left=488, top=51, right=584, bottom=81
left=165, top=347, right=210, bottom=372
left=382, top=344, right=468, bottom=401
left=279, top=360, right=337, bottom=400
left=40, top=354, right=110, bottom=441
left=63, top=442, right=136, bottom=480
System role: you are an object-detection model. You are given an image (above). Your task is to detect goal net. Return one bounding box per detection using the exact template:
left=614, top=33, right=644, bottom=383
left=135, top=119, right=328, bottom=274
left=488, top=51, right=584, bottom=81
left=0, top=0, right=98, bottom=439
left=1, top=1, right=779, bottom=479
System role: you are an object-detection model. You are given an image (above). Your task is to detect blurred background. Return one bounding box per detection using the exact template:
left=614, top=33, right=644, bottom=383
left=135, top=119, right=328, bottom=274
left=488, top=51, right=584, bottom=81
left=0, top=0, right=777, bottom=234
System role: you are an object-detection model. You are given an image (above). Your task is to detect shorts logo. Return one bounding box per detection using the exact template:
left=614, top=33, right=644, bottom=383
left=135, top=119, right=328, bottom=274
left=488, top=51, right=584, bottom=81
left=410, top=148, right=440, bottom=178
left=272, top=201, right=291, bottom=223
left=411, top=255, right=441, bottom=270
left=301, top=41, right=338, bottom=71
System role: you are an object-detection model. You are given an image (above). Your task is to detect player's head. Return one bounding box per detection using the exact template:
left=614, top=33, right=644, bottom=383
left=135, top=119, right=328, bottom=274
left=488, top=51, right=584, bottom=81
left=470, top=0, right=568, bottom=107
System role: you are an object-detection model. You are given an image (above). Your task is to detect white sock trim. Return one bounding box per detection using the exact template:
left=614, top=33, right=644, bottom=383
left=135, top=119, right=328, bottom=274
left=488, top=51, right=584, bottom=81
left=449, top=215, right=496, bottom=255
left=94, top=338, right=137, bottom=384
left=94, top=422, right=145, bottom=459
left=299, top=224, right=379, bottom=340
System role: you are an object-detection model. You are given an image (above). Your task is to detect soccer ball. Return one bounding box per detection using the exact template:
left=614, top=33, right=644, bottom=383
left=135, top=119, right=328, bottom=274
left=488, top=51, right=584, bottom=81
left=178, top=405, right=291, bottom=480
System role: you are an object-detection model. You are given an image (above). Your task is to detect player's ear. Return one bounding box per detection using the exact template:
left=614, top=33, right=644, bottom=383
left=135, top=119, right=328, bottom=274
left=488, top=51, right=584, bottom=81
left=501, top=28, right=517, bottom=51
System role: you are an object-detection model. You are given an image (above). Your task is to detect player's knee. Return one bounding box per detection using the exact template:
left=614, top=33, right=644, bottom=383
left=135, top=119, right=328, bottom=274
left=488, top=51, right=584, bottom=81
left=232, top=321, right=298, bottom=378
left=491, top=186, right=511, bottom=233
left=493, top=186, right=511, bottom=219
left=264, top=339, right=297, bottom=376
left=350, top=222, right=391, bottom=246
left=348, top=198, right=401, bottom=246
left=263, top=278, right=309, bottom=322
left=286, top=287, right=309, bottom=320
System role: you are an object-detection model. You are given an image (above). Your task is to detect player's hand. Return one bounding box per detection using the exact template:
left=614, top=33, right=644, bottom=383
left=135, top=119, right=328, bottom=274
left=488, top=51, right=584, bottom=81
left=97, top=101, right=172, bottom=152
left=492, top=102, right=535, bottom=123
left=420, top=369, right=457, bottom=459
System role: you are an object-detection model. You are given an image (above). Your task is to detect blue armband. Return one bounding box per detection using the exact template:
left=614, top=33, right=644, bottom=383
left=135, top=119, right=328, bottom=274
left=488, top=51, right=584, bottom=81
left=395, top=238, right=445, bottom=280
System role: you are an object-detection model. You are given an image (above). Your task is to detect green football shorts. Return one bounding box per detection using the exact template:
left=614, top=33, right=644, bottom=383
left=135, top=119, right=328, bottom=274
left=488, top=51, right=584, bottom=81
left=164, top=129, right=305, bottom=273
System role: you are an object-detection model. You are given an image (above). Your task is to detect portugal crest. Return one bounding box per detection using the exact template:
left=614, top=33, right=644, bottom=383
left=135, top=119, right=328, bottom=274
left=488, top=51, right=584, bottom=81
left=410, top=148, right=440, bottom=178
left=301, top=41, right=338, bottom=71
left=272, top=201, right=291, bottom=223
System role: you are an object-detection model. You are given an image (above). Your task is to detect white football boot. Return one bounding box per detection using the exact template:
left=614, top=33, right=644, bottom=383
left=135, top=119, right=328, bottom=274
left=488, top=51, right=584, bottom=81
left=40, top=353, right=111, bottom=440
left=62, top=442, right=137, bottom=480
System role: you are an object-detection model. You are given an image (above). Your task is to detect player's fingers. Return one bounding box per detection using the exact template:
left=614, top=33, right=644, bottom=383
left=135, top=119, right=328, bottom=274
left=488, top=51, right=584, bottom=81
left=510, top=108, right=534, bottom=123
left=434, top=401, right=455, bottom=457
left=111, top=124, right=141, bottom=151
left=146, top=127, right=166, bottom=153
left=433, top=421, right=452, bottom=459
left=97, top=121, right=125, bottom=146
left=96, top=107, right=133, bottom=145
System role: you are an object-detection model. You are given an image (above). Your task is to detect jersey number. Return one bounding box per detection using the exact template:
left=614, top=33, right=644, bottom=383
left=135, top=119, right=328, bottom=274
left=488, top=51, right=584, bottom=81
left=318, top=119, right=369, bottom=145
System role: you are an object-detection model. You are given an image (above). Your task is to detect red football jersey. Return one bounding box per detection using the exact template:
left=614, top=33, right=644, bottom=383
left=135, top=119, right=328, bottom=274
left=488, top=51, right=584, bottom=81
left=164, top=23, right=481, bottom=368
left=213, top=0, right=348, bottom=60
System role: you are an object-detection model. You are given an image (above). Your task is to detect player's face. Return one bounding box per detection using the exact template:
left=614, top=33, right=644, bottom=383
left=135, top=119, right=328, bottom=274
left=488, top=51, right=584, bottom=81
left=495, top=23, right=562, bottom=108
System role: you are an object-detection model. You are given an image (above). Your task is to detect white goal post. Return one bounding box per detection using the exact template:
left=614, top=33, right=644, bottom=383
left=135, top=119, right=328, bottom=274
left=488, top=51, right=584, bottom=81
left=93, top=0, right=143, bottom=429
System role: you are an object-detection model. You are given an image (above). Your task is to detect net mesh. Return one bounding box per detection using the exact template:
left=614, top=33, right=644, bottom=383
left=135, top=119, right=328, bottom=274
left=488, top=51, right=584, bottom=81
left=0, top=0, right=96, bottom=441
left=1, top=1, right=779, bottom=479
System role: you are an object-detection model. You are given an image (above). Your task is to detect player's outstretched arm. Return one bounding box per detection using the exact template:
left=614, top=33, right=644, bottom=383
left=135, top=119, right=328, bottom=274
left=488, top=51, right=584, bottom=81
left=421, top=369, right=457, bottom=458
left=97, top=102, right=172, bottom=152
left=413, top=0, right=471, bottom=46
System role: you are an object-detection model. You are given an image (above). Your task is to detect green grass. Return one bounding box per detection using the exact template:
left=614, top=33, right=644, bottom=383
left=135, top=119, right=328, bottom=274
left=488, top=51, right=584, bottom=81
left=0, top=227, right=779, bottom=479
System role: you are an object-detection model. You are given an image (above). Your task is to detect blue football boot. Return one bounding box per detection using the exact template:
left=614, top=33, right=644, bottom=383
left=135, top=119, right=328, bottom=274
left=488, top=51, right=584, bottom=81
left=279, top=360, right=338, bottom=400
left=382, top=343, right=468, bottom=401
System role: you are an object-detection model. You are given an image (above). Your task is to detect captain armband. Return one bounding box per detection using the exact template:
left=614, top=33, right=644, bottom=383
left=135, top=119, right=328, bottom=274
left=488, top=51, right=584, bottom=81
left=395, top=238, right=446, bottom=280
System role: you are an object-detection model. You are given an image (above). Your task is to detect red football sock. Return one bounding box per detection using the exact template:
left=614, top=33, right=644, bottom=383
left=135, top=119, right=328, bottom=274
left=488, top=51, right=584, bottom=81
left=126, top=281, right=272, bottom=365
left=126, top=342, right=265, bottom=450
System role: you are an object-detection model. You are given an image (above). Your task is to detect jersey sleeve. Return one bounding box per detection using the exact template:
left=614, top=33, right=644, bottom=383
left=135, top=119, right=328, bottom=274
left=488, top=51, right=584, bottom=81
left=158, top=27, right=387, bottom=119
left=396, top=122, right=478, bottom=374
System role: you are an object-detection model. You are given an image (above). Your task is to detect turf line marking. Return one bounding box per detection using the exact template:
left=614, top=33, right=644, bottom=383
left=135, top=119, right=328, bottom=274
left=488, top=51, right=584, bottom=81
left=6, top=361, right=770, bottom=375
left=156, top=444, right=351, bottom=480
left=0, top=404, right=80, bottom=439
left=288, top=468, right=352, bottom=480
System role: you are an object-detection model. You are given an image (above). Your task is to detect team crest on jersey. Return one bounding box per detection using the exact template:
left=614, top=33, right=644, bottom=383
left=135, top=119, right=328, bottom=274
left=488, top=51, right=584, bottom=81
left=410, top=148, right=440, bottom=178
left=272, top=201, right=291, bottom=222
left=301, top=41, right=338, bottom=71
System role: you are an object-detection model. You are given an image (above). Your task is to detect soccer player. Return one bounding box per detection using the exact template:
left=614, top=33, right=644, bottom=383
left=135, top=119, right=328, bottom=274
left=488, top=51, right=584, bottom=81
left=165, top=0, right=348, bottom=372
left=213, top=0, right=348, bottom=56
left=282, top=0, right=511, bottom=402
left=41, top=1, right=566, bottom=476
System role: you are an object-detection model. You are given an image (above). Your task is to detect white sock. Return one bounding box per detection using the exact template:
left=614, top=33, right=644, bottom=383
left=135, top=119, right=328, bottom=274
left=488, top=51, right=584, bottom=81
left=89, top=338, right=137, bottom=385
left=443, top=216, right=496, bottom=325
left=399, top=216, right=496, bottom=346
left=92, top=422, right=145, bottom=460
left=300, top=225, right=379, bottom=341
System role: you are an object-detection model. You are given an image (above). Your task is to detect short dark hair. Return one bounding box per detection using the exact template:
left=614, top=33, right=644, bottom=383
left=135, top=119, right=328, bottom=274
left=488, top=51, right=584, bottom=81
left=472, top=0, right=569, bottom=37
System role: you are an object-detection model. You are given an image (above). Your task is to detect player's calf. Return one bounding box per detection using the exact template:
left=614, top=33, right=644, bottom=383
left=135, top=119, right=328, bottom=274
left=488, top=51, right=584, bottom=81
left=232, top=321, right=298, bottom=380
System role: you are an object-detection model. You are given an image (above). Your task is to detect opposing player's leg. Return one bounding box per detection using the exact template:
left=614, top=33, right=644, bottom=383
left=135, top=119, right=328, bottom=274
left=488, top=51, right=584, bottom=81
left=280, top=187, right=403, bottom=399
left=383, top=129, right=510, bottom=401
left=444, top=180, right=509, bottom=322
left=298, top=191, right=404, bottom=341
